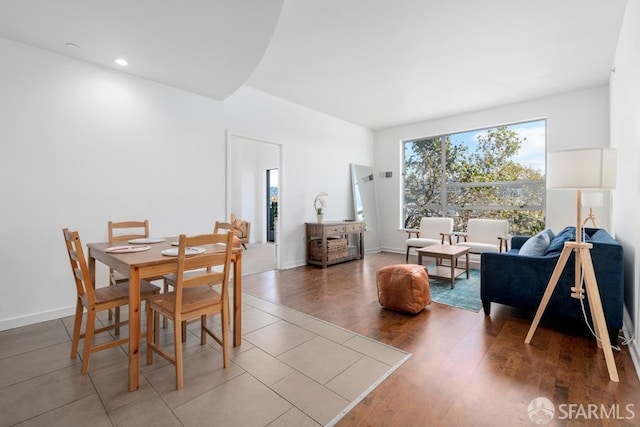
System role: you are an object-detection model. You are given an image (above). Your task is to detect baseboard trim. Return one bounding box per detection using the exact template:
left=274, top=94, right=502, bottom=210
left=623, top=306, right=640, bottom=381
left=282, top=259, right=307, bottom=270
left=0, top=305, right=76, bottom=332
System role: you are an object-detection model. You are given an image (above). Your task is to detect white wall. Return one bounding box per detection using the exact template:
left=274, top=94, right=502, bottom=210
left=610, top=0, right=640, bottom=375
left=0, top=37, right=374, bottom=330
left=373, top=86, right=611, bottom=253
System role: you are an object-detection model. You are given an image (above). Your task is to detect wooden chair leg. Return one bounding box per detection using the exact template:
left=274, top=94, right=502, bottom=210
left=81, top=309, right=96, bottom=374
left=154, top=312, right=160, bottom=345
left=146, top=305, right=154, bottom=365
left=162, top=281, right=169, bottom=328
left=201, top=315, right=207, bottom=346
left=181, top=321, right=187, bottom=342
left=70, top=300, right=83, bottom=359
left=221, top=309, right=230, bottom=368
left=114, top=307, right=120, bottom=336
left=174, top=318, right=183, bottom=390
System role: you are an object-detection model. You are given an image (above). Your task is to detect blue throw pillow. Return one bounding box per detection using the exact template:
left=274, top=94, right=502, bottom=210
left=544, top=226, right=586, bottom=255
left=519, top=228, right=555, bottom=257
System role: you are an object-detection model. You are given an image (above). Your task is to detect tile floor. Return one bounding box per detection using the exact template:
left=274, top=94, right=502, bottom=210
left=0, top=292, right=410, bottom=427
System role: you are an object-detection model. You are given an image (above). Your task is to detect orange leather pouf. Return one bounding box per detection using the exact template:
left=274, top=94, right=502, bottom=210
left=377, top=264, right=431, bottom=314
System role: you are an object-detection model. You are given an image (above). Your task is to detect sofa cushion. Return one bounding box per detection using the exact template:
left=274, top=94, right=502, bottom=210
left=406, top=237, right=443, bottom=247
left=545, top=226, right=576, bottom=255
left=458, top=241, right=502, bottom=254
left=519, top=228, right=555, bottom=257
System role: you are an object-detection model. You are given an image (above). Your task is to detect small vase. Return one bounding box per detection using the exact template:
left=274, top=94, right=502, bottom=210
left=317, top=214, right=324, bottom=223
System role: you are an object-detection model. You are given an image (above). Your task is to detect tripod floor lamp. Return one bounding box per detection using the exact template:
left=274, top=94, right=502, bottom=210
left=582, top=192, right=603, bottom=228
left=524, top=147, right=618, bottom=382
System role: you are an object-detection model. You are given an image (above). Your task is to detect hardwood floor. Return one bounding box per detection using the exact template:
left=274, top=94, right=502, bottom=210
left=242, top=252, right=640, bottom=426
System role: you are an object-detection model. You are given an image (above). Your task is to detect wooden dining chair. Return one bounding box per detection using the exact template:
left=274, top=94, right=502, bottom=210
left=108, top=220, right=150, bottom=245
left=63, top=228, right=161, bottom=374
left=146, top=232, right=234, bottom=389
left=213, top=220, right=233, bottom=234
left=107, top=220, right=151, bottom=331
left=230, top=213, right=251, bottom=249
left=108, top=220, right=167, bottom=328
left=162, top=220, right=240, bottom=330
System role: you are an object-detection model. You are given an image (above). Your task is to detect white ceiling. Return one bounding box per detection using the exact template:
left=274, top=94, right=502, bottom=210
left=0, top=0, right=628, bottom=130
left=0, top=0, right=284, bottom=100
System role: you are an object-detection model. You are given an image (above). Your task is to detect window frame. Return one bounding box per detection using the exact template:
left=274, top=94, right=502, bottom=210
left=400, top=119, right=547, bottom=233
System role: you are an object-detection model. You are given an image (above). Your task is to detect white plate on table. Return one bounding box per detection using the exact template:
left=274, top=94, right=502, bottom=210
left=170, top=241, right=179, bottom=246
left=161, top=247, right=206, bottom=257
left=106, top=245, right=152, bottom=253
left=128, top=237, right=165, bottom=244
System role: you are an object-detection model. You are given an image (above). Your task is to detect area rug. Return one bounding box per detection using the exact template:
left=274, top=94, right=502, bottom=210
left=428, top=268, right=482, bottom=312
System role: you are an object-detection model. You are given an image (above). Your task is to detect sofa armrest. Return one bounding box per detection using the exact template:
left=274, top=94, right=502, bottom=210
left=510, top=235, right=530, bottom=250
left=440, top=232, right=453, bottom=244
left=481, top=251, right=567, bottom=317
left=454, top=231, right=467, bottom=243
left=498, top=236, right=510, bottom=252
left=404, top=228, right=420, bottom=238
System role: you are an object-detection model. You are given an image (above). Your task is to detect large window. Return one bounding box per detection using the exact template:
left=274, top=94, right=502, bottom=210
left=402, top=120, right=546, bottom=235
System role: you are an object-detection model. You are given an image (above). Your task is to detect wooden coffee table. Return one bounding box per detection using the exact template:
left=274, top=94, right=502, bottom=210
left=417, top=244, right=470, bottom=288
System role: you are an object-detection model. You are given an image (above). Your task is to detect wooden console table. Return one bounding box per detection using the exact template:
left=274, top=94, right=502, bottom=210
left=306, top=221, right=364, bottom=268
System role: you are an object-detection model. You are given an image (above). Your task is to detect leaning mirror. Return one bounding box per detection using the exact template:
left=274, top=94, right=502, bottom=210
left=350, top=164, right=380, bottom=252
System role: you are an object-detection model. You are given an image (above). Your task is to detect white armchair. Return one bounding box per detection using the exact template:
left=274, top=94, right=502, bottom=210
left=455, top=218, right=509, bottom=253
left=405, top=217, right=454, bottom=262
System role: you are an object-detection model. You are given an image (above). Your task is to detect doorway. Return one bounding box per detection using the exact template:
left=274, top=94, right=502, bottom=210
left=226, top=131, right=282, bottom=273
left=267, top=169, right=278, bottom=242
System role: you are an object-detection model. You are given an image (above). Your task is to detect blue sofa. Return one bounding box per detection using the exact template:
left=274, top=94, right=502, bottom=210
left=480, top=227, right=624, bottom=340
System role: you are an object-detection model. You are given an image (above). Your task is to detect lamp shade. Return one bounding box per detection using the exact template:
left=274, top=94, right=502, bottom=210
left=546, top=148, right=617, bottom=190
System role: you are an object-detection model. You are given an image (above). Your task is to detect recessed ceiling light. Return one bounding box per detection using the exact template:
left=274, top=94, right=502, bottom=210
left=114, top=58, right=129, bottom=67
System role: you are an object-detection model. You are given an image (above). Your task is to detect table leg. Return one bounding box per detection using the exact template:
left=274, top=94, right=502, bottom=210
left=88, top=253, right=96, bottom=285
left=450, top=255, right=455, bottom=289
left=128, top=267, right=141, bottom=391
left=418, top=253, right=423, bottom=266
left=465, top=252, right=469, bottom=279
left=233, top=252, right=242, bottom=347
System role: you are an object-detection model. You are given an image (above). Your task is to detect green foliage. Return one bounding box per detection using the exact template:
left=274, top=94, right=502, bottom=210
left=269, top=201, right=278, bottom=230
left=403, top=126, right=544, bottom=235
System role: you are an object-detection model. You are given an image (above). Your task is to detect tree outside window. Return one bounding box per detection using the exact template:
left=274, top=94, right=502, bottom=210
left=403, top=120, right=546, bottom=235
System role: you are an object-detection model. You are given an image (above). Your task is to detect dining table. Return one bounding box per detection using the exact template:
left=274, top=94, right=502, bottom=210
left=87, top=238, right=243, bottom=392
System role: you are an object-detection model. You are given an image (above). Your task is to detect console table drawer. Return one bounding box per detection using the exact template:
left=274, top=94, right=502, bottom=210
left=345, top=223, right=363, bottom=233
left=325, top=225, right=346, bottom=235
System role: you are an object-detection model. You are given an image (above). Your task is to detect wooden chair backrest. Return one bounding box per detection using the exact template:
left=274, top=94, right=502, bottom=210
left=108, top=220, right=150, bottom=243
left=213, top=221, right=233, bottom=234
left=62, top=228, right=96, bottom=306
left=466, top=219, right=509, bottom=243
left=419, top=217, right=454, bottom=239
left=173, top=232, right=234, bottom=309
